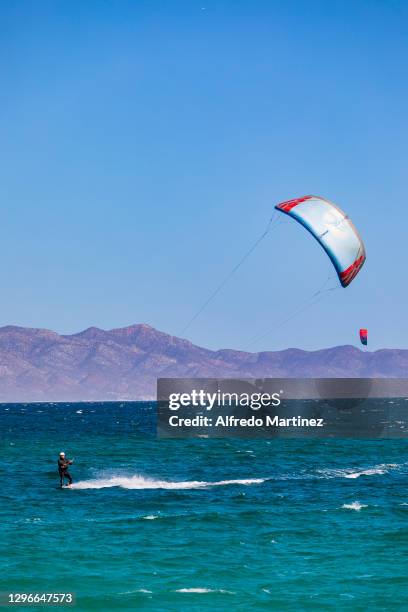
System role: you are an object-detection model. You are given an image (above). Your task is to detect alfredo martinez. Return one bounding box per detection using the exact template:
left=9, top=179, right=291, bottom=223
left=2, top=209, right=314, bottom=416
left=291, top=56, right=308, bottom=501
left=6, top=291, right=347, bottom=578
left=168, top=415, right=324, bottom=428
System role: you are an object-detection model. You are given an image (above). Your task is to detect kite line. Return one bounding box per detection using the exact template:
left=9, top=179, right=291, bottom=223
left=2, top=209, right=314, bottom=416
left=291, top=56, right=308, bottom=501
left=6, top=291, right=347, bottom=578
left=244, top=275, right=341, bottom=350
left=178, top=213, right=282, bottom=337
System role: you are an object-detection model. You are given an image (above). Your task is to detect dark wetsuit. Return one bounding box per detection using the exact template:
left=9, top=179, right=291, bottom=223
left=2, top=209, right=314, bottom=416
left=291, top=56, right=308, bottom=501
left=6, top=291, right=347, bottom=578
left=58, top=458, right=73, bottom=486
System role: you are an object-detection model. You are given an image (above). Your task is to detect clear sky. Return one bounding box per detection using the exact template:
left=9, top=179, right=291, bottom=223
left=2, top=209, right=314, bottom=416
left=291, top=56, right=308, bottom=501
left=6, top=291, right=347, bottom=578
left=0, top=0, right=406, bottom=351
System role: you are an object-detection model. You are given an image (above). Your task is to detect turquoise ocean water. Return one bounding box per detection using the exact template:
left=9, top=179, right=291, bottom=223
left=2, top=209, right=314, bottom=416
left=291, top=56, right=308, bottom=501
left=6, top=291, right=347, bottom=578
left=1, top=402, right=408, bottom=611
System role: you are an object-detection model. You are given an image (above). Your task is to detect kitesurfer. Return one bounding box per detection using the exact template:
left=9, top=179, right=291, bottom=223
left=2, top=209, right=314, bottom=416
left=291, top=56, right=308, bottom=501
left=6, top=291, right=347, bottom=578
left=58, top=451, right=73, bottom=487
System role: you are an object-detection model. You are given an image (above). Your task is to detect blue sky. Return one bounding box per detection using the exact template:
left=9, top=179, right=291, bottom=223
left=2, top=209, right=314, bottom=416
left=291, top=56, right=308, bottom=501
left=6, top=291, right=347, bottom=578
left=0, top=0, right=406, bottom=351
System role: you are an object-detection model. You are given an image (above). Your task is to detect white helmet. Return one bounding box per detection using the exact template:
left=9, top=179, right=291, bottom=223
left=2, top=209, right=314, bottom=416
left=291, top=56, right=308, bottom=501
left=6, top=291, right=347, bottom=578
left=59, top=452, right=65, bottom=456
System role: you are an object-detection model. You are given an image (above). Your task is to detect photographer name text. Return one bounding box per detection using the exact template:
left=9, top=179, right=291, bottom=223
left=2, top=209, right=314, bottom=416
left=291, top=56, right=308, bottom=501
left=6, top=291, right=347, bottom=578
left=168, top=414, right=324, bottom=428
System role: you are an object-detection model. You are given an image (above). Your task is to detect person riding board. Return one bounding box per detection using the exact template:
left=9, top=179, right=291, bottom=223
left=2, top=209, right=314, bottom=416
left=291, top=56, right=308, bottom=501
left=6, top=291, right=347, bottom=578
left=58, top=452, right=73, bottom=487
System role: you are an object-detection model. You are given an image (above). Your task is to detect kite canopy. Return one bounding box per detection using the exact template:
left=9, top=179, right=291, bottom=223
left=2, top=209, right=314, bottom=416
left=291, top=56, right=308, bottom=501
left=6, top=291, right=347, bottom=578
left=360, top=328, right=368, bottom=346
left=275, top=195, right=366, bottom=287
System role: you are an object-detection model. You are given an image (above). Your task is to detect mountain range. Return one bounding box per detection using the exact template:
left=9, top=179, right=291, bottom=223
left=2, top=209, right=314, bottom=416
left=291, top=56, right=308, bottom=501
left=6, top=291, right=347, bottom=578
left=0, top=324, right=406, bottom=401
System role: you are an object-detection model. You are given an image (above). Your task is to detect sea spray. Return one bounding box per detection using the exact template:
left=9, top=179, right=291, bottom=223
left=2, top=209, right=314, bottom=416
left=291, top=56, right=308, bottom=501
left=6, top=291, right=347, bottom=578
left=71, top=474, right=266, bottom=490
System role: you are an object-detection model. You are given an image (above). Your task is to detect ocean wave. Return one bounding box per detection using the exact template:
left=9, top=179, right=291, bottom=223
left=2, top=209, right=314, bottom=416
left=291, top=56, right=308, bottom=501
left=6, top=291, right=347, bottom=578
left=343, top=464, right=398, bottom=479
left=342, top=502, right=367, bottom=511
left=318, top=463, right=401, bottom=480
left=70, top=475, right=266, bottom=490
left=142, top=514, right=159, bottom=520
left=118, top=589, right=152, bottom=594
left=175, top=588, right=234, bottom=594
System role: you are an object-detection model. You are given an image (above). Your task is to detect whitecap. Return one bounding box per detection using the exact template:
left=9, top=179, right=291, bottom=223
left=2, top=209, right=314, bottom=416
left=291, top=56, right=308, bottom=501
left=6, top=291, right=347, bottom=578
left=319, top=463, right=400, bottom=480
left=342, top=502, right=367, bottom=511
left=176, top=588, right=233, bottom=594
left=344, top=463, right=398, bottom=479
left=142, top=515, right=158, bottom=520
left=118, top=589, right=152, bottom=594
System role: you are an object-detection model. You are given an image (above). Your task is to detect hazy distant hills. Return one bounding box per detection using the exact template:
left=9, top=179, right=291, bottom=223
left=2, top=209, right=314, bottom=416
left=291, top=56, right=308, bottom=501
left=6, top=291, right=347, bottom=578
left=0, top=324, right=406, bottom=401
